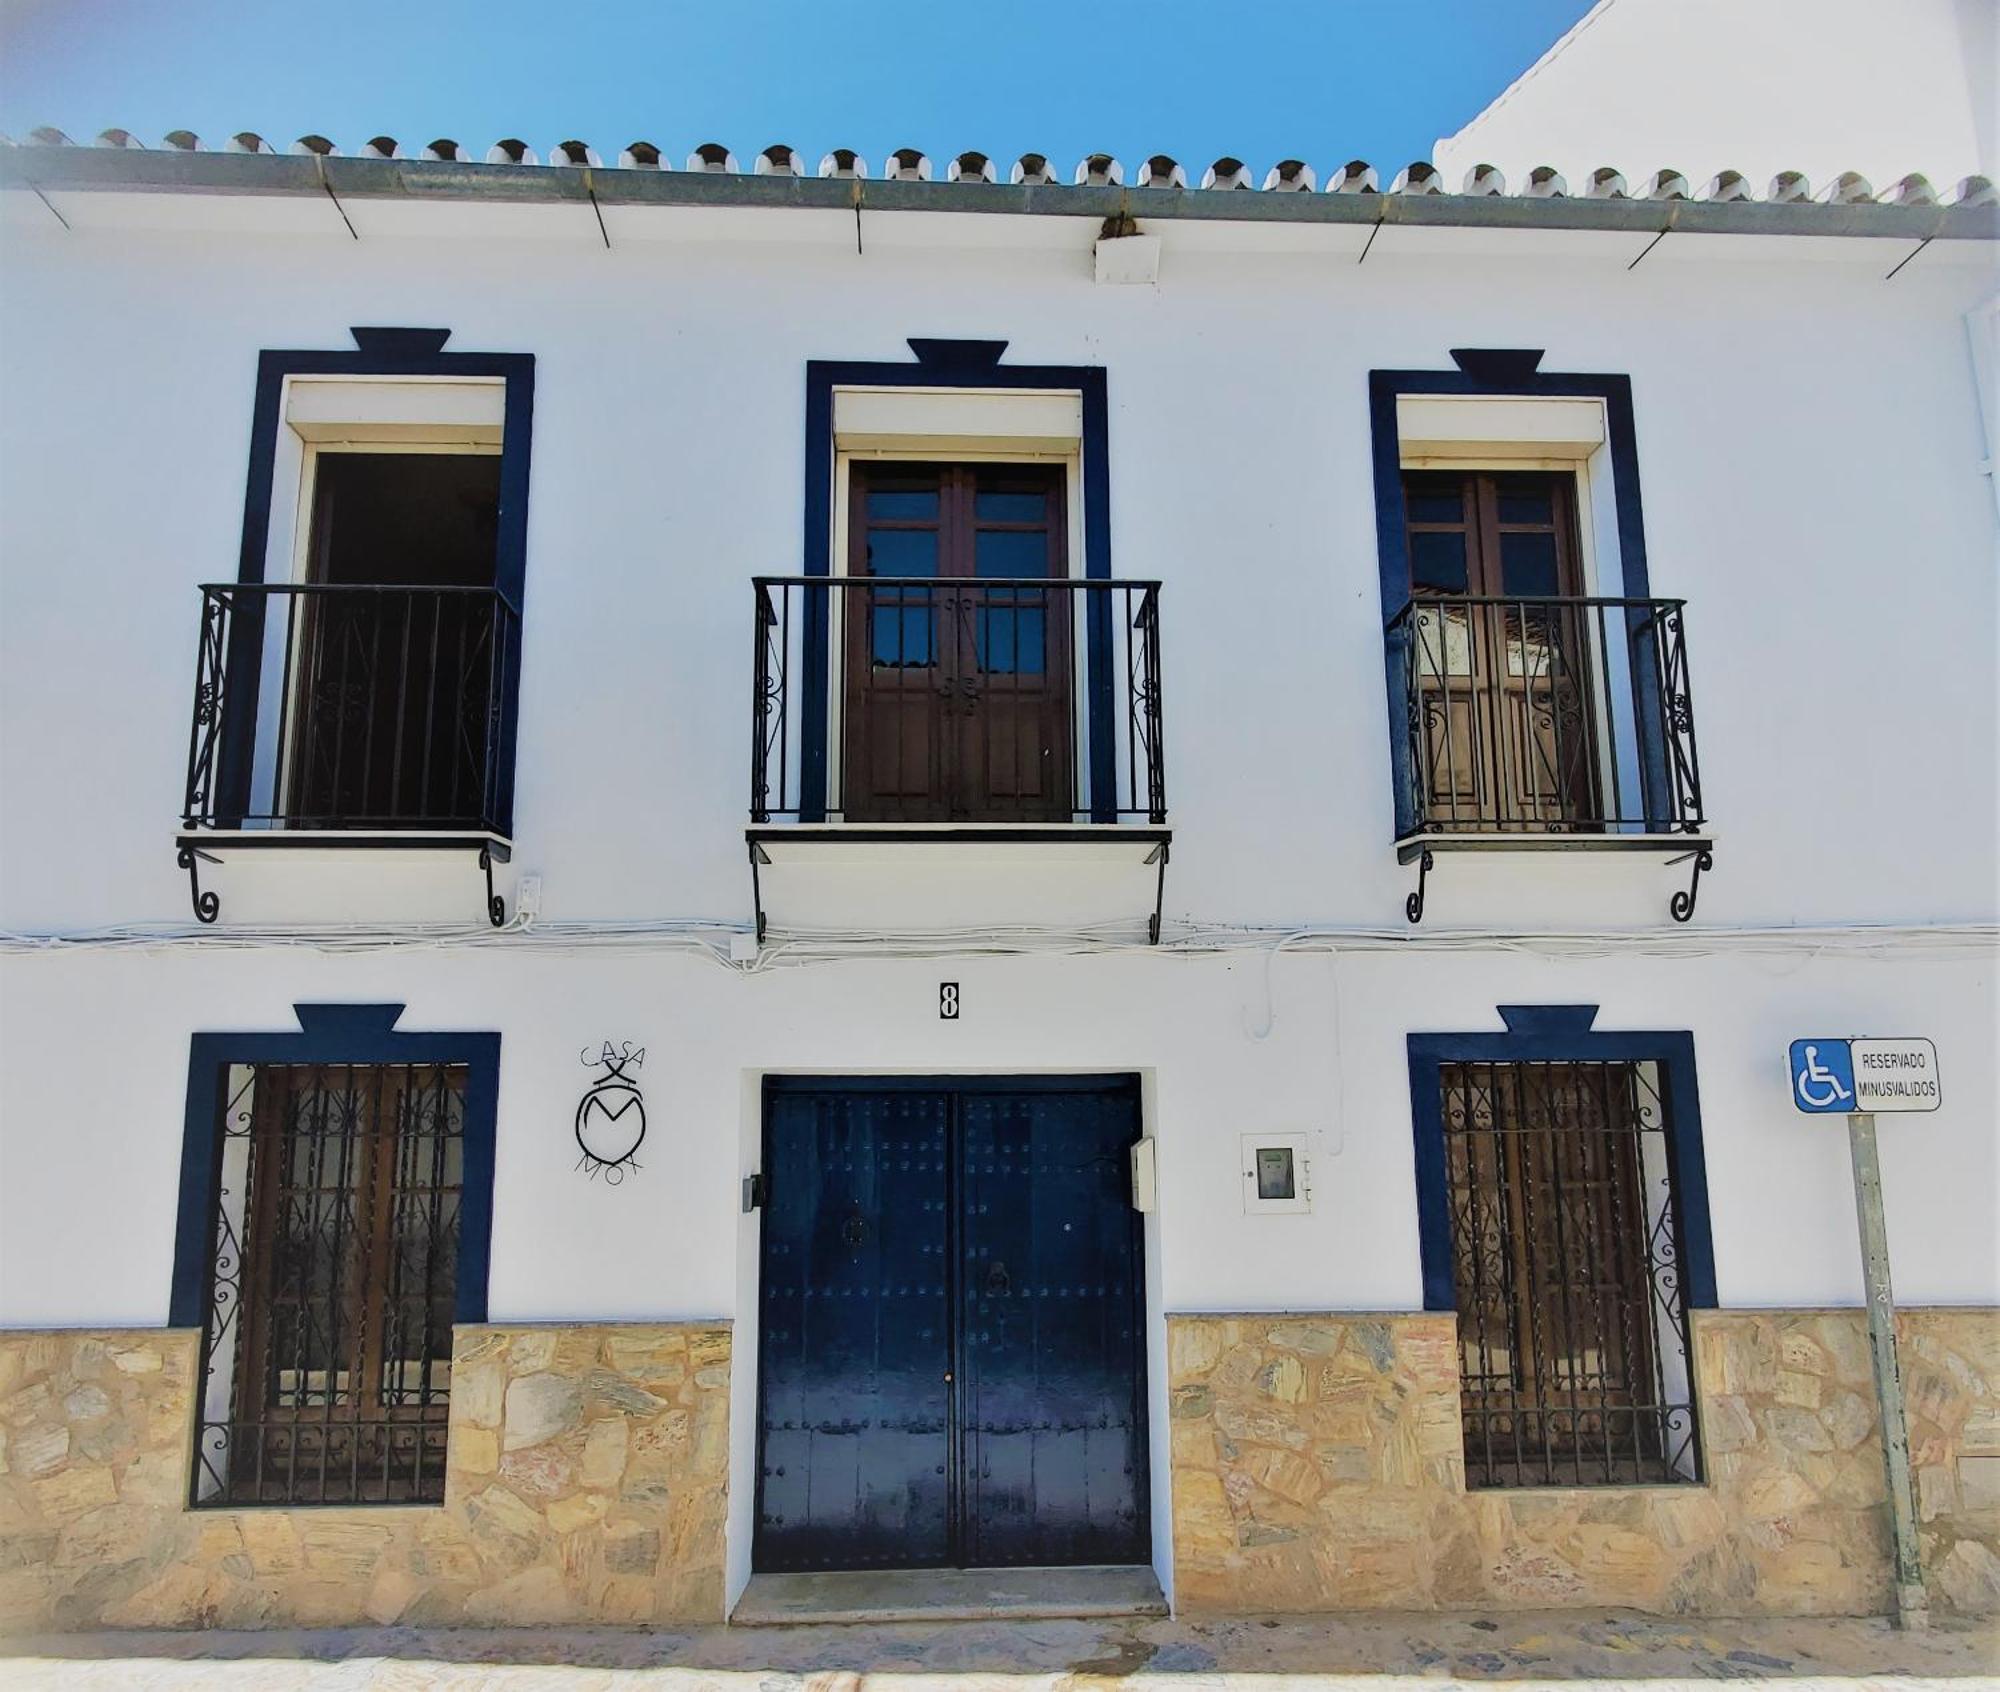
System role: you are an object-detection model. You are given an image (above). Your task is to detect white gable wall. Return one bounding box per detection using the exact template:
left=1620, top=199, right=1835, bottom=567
left=1436, top=0, right=1994, bottom=193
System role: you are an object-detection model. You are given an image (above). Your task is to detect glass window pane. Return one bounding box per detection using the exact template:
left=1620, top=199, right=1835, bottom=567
left=1404, top=474, right=1465, bottom=526
left=1499, top=530, right=1561, bottom=596
left=864, top=529, right=938, bottom=578
left=979, top=607, right=1015, bottom=673
left=974, top=529, right=1048, bottom=579
left=872, top=604, right=934, bottom=667
left=1494, top=474, right=1557, bottom=526
left=975, top=604, right=1046, bottom=675
left=1016, top=608, right=1045, bottom=674
left=866, top=487, right=938, bottom=521
left=1409, top=530, right=1469, bottom=594
left=974, top=490, right=1046, bottom=522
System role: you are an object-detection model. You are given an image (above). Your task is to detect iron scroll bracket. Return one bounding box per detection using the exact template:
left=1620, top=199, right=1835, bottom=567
left=478, top=845, right=506, bottom=928
left=1669, top=846, right=1713, bottom=923
left=177, top=844, right=221, bottom=924
left=1146, top=840, right=1170, bottom=945
left=1405, top=847, right=1434, bottom=925
left=749, top=840, right=770, bottom=944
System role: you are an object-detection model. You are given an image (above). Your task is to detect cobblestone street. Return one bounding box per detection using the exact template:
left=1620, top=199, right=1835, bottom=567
left=3, top=1607, right=1995, bottom=1690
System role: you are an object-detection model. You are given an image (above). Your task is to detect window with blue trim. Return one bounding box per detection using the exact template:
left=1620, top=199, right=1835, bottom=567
left=1369, top=364, right=1711, bottom=930
left=170, top=1006, right=499, bottom=1507
left=187, top=334, right=533, bottom=844
left=1409, top=1008, right=1714, bottom=1489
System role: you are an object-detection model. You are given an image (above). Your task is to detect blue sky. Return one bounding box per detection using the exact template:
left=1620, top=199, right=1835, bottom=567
left=1, top=0, right=1591, bottom=176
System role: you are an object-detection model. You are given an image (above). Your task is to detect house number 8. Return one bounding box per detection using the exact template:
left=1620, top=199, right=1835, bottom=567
left=940, top=983, right=960, bottom=1020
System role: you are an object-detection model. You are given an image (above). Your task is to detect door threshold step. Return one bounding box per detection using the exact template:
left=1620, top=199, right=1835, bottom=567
left=732, top=1564, right=1167, bottom=1626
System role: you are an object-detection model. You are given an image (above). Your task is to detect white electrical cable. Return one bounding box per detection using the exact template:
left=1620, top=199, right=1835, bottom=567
left=1, top=916, right=1991, bottom=973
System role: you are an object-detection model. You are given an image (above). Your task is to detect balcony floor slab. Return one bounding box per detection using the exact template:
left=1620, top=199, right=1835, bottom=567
left=1395, top=830, right=1711, bottom=865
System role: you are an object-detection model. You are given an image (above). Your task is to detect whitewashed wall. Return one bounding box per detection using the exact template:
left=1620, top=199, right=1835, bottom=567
left=1, top=939, right=1993, bottom=1599
left=2, top=943, right=1993, bottom=1326
left=0, top=207, right=1992, bottom=931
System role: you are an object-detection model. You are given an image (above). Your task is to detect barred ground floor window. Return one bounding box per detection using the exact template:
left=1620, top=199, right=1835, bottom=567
left=1411, top=1010, right=1715, bottom=1492
left=1440, top=1058, right=1697, bottom=1487
left=171, top=1006, right=498, bottom=1508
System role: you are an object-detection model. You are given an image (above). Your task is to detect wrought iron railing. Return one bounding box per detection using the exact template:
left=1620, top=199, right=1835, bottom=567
left=751, top=576, right=1166, bottom=826
left=183, top=583, right=519, bottom=833
left=1386, top=595, right=1703, bottom=839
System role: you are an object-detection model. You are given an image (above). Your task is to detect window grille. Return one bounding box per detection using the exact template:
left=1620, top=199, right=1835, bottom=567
left=1439, top=1059, right=1698, bottom=1488
left=193, top=1061, right=465, bottom=1506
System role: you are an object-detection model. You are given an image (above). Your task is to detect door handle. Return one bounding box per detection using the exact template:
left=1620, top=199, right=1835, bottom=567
left=985, top=1260, right=1011, bottom=1297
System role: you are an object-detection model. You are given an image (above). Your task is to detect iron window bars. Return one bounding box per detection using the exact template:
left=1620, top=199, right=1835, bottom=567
left=1384, top=596, right=1709, bottom=920
left=192, top=1060, right=466, bottom=1507
left=1439, top=1058, right=1699, bottom=1489
left=751, top=576, right=1166, bottom=827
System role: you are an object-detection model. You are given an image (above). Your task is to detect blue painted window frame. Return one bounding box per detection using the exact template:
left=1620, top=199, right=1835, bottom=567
left=1405, top=1005, right=1718, bottom=1315
left=214, top=333, right=535, bottom=833
left=799, top=339, right=1115, bottom=822
left=167, top=1004, right=501, bottom=1332
left=1368, top=358, right=1678, bottom=837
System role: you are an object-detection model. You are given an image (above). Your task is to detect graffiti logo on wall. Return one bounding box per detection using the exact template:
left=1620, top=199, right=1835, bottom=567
left=576, top=1041, right=647, bottom=1184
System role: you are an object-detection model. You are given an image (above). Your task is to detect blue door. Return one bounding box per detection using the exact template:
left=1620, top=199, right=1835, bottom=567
left=756, top=1077, right=1148, bottom=1572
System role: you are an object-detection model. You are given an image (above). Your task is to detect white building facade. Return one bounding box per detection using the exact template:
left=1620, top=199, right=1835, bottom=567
left=0, top=132, right=1995, bottom=1631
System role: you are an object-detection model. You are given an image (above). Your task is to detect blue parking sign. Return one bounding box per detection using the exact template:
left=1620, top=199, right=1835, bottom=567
left=1790, top=1039, right=1856, bottom=1114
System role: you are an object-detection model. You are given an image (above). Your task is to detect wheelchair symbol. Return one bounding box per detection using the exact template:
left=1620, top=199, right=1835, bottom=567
left=1794, top=1043, right=1854, bottom=1111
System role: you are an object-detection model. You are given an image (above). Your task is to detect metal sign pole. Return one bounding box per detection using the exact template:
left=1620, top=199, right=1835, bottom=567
left=1845, top=1110, right=1929, bottom=1629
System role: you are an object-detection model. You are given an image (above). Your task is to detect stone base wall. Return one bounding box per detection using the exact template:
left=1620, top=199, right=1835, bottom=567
left=8, top=1308, right=1993, bottom=1630
left=0, top=1322, right=730, bottom=1633
left=1169, top=1307, right=1999, bottom=1617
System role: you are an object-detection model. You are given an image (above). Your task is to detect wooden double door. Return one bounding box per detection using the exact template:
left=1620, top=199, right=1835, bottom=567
left=755, top=1077, right=1149, bottom=1572
left=843, top=462, right=1075, bottom=823
left=1402, top=468, right=1604, bottom=830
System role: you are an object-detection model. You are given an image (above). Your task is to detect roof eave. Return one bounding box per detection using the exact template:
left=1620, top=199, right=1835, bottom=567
left=2, top=147, right=1992, bottom=242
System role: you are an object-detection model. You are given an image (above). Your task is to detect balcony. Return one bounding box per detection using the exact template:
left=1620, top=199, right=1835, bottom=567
left=748, top=575, right=1169, bottom=938
left=1386, top=595, right=1709, bottom=921
left=178, top=583, right=520, bottom=924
